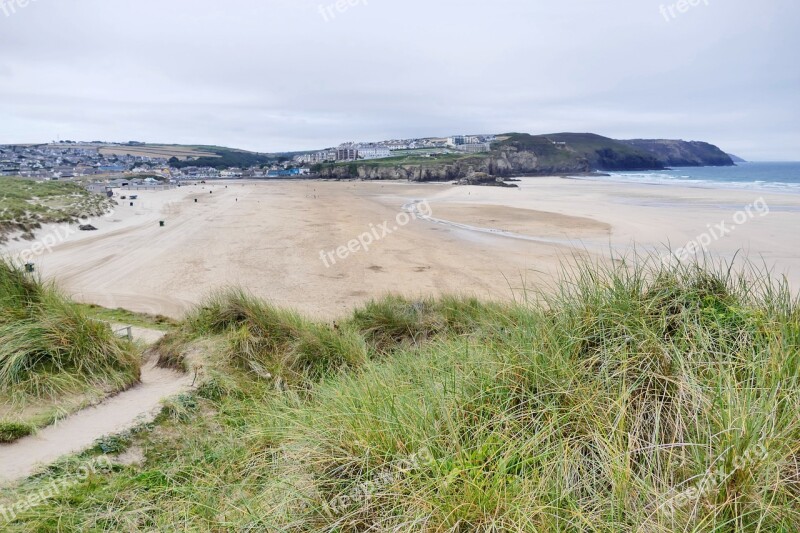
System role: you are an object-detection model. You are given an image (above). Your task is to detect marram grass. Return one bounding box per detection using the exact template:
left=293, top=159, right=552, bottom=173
left=0, top=258, right=140, bottom=398
left=3, top=257, right=800, bottom=532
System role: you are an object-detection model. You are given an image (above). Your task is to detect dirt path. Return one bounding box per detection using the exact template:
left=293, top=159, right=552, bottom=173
left=0, top=329, right=193, bottom=486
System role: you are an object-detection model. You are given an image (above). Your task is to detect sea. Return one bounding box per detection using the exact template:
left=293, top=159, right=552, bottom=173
left=601, top=162, right=800, bottom=193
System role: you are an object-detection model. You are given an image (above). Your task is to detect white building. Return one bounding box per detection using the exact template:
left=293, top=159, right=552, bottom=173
left=447, top=135, right=468, bottom=147
left=454, top=143, right=491, bottom=154
left=295, top=150, right=337, bottom=164
left=386, top=143, right=410, bottom=150
left=356, top=146, right=391, bottom=160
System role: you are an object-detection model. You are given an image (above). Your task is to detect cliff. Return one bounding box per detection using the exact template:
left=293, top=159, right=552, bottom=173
left=540, top=133, right=666, bottom=171
left=620, top=139, right=734, bottom=167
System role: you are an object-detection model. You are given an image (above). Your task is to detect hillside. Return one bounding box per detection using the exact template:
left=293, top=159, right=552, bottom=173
left=621, top=139, right=735, bottom=167
left=541, top=132, right=666, bottom=171
left=167, top=146, right=276, bottom=170
left=1, top=258, right=799, bottom=531
left=93, top=144, right=220, bottom=161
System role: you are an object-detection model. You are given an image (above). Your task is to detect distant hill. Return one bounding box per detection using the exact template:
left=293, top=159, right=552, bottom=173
left=534, top=133, right=666, bottom=171
left=728, top=153, right=748, bottom=163
left=36, top=142, right=283, bottom=169
left=50, top=142, right=221, bottom=161
left=167, top=146, right=282, bottom=169
left=620, top=139, right=734, bottom=167
left=495, top=133, right=733, bottom=171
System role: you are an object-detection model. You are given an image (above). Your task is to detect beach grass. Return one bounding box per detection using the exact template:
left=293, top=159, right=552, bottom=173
left=2, top=256, right=799, bottom=531
left=75, top=303, right=178, bottom=332
left=0, top=258, right=141, bottom=441
left=0, top=177, right=114, bottom=242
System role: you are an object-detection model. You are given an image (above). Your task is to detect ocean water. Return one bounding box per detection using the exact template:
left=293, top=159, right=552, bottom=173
left=604, top=162, right=800, bottom=193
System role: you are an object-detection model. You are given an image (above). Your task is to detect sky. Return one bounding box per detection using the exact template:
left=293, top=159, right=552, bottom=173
left=0, top=0, right=798, bottom=160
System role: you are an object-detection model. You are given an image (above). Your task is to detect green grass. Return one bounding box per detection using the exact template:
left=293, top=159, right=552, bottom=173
left=0, top=258, right=141, bottom=442
left=75, top=303, right=178, bottom=332
left=358, top=152, right=470, bottom=166
left=0, top=421, right=34, bottom=443
left=156, top=288, right=368, bottom=383
left=0, top=258, right=140, bottom=396
left=543, top=132, right=665, bottom=170
left=314, top=152, right=474, bottom=174
left=0, top=177, right=114, bottom=242
left=2, top=257, right=800, bottom=531
left=385, top=148, right=457, bottom=157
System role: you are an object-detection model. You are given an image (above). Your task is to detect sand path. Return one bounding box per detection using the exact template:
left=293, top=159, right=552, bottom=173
left=0, top=329, right=192, bottom=486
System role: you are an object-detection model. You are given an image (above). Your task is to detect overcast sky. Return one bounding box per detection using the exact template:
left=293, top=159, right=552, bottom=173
left=1, top=0, right=797, bottom=160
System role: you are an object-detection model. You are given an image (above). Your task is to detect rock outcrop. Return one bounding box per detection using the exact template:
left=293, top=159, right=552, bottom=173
left=455, top=172, right=519, bottom=188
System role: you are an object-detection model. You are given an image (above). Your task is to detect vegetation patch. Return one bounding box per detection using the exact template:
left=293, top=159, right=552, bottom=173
left=157, top=288, right=368, bottom=385
left=0, top=177, right=114, bottom=242
left=0, top=421, right=34, bottom=443
left=76, top=304, right=178, bottom=332
left=168, top=147, right=275, bottom=170
left=0, top=258, right=141, bottom=442
left=2, top=258, right=800, bottom=531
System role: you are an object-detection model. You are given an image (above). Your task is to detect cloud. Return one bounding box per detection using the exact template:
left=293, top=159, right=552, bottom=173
left=0, top=0, right=797, bottom=159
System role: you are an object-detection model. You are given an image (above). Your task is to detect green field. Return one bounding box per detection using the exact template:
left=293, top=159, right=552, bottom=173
left=368, top=151, right=469, bottom=165
left=2, top=257, right=799, bottom=531
left=385, top=148, right=458, bottom=157
left=0, top=177, right=114, bottom=242
left=314, top=152, right=474, bottom=174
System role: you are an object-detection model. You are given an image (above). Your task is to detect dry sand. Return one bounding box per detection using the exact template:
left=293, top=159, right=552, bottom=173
left=3, top=177, right=800, bottom=319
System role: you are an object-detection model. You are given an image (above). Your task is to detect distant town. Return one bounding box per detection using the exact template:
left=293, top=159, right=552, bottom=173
left=294, top=135, right=494, bottom=165
left=0, top=134, right=496, bottom=189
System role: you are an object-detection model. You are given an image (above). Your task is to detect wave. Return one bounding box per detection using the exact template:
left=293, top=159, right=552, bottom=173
left=581, top=171, right=800, bottom=193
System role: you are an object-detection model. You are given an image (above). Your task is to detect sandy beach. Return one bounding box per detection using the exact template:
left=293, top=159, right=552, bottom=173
left=3, top=177, right=800, bottom=319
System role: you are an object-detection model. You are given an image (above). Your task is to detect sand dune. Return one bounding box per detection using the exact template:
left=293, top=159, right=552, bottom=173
left=0, top=329, right=192, bottom=485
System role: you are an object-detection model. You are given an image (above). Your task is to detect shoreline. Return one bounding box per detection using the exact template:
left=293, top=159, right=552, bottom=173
left=580, top=163, right=800, bottom=195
